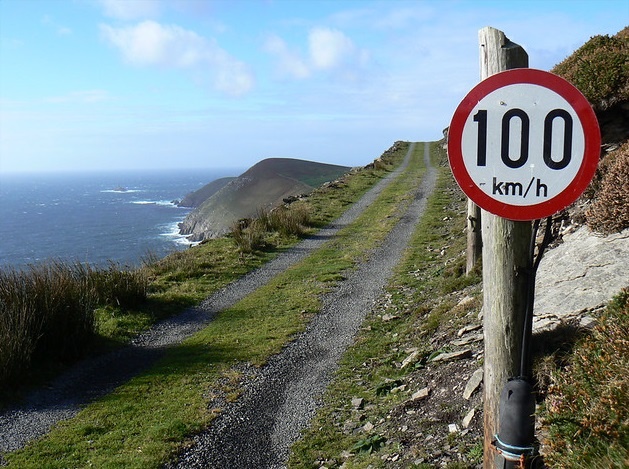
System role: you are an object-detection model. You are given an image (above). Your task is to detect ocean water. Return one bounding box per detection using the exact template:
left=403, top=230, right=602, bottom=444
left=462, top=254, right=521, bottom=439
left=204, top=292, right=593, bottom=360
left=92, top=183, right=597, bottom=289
left=0, top=169, right=238, bottom=270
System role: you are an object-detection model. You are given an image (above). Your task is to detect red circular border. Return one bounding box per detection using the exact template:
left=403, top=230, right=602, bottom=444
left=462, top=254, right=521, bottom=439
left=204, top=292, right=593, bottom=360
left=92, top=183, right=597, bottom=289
left=448, top=68, right=600, bottom=221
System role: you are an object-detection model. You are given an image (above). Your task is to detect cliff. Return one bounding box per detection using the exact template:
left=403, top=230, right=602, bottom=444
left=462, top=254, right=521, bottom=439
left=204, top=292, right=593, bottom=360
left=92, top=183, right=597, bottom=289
left=179, top=158, right=351, bottom=241
left=177, top=177, right=236, bottom=208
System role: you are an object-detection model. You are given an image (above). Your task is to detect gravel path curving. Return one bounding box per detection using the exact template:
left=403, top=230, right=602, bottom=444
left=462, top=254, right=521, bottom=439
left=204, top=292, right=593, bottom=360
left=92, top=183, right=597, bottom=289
left=167, top=142, right=437, bottom=468
left=0, top=143, right=421, bottom=458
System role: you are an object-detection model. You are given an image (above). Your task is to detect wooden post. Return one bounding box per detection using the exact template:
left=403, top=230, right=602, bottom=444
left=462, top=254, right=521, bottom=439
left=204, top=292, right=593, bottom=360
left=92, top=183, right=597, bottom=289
left=466, top=200, right=481, bottom=274
left=478, top=27, right=530, bottom=468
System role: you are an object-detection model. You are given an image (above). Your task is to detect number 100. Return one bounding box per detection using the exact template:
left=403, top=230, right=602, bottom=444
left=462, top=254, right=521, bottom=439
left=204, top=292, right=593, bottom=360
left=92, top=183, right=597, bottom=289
left=473, top=108, right=573, bottom=170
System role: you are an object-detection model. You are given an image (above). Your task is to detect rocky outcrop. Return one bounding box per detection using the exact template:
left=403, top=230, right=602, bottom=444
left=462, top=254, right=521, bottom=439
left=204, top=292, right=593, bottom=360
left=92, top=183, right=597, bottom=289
left=533, top=224, right=629, bottom=332
left=179, top=158, right=351, bottom=241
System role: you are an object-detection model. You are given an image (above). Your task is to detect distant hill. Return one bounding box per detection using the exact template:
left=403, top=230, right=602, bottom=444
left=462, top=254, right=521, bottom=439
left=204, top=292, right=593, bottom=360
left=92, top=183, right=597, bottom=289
left=177, top=177, right=236, bottom=208
left=179, top=158, right=352, bottom=241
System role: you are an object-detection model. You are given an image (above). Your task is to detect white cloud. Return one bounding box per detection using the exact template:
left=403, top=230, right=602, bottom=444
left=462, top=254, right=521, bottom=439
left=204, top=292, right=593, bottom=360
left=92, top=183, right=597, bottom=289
left=100, top=21, right=254, bottom=96
left=211, top=49, right=255, bottom=96
left=41, top=15, right=72, bottom=36
left=308, top=27, right=356, bottom=70
left=265, top=27, right=369, bottom=81
left=100, top=20, right=206, bottom=67
left=263, top=34, right=310, bottom=79
left=98, top=0, right=161, bottom=20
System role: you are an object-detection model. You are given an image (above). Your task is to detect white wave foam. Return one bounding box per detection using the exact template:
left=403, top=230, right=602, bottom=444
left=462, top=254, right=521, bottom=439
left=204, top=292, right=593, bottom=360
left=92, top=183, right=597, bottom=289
left=159, top=220, right=200, bottom=246
left=132, top=200, right=178, bottom=206
left=101, top=189, right=142, bottom=193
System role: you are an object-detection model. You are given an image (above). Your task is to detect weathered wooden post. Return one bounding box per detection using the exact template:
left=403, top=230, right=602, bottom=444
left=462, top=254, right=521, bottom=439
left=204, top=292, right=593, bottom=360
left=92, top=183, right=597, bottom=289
left=466, top=200, right=482, bottom=274
left=467, top=25, right=528, bottom=275
left=449, top=25, right=600, bottom=468
left=477, top=26, right=530, bottom=468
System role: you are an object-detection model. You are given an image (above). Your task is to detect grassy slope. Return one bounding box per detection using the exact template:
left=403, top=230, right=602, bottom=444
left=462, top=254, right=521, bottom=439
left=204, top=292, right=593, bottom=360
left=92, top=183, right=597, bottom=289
left=289, top=142, right=485, bottom=468
left=180, top=158, right=352, bottom=239
left=3, top=142, right=424, bottom=468
left=289, top=144, right=628, bottom=468
left=177, top=177, right=236, bottom=208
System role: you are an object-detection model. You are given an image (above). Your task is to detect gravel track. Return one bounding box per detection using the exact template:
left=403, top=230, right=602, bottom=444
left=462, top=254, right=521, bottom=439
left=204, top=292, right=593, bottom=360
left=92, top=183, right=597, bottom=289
left=0, top=142, right=421, bottom=458
left=167, top=142, right=436, bottom=468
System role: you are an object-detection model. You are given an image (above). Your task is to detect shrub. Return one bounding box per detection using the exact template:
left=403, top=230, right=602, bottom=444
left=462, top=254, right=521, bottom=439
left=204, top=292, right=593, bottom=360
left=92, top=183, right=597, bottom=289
left=0, top=263, right=97, bottom=389
left=586, top=142, right=629, bottom=233
left=230, top=218, right=267, bottom=254
left=552, top=28, right=629, bottom=112
left=0, top=269, right=44, bottom=387
left=267, top=205, right=311, bottom=237
left=541, top=289, right=629, bottom=467
left=89, top=262, right=148, bottom=307
left=0, top=261, right=148, bottom=392
left=231, top=204, right=313, bottom=253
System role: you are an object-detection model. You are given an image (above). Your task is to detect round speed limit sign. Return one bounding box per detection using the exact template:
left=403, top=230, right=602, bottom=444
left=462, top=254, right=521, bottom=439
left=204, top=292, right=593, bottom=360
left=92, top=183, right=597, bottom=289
left=448, top=68, right=600, bottom=221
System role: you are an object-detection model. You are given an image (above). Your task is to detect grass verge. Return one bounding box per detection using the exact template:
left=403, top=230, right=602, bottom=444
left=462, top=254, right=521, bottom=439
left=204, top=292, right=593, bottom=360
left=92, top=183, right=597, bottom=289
left=3, top=142, right=426, bottom=468
left=288, top=142, right=483, bottom=468
left=0, top=262, right=147, bottom=397
left=288, top=142, right=627, bottom=468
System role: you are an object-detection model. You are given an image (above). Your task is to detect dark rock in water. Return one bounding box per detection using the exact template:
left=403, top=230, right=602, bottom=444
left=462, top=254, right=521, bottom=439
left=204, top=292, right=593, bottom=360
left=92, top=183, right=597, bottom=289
left=114, top=186, right=128, bottom=192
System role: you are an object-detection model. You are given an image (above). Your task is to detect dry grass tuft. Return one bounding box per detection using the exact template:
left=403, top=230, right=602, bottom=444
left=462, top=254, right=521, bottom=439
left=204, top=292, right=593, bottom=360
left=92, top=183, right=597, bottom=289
left=231, top=204, right=313, bottom=253
left=586, top=142, right=629, bottom=233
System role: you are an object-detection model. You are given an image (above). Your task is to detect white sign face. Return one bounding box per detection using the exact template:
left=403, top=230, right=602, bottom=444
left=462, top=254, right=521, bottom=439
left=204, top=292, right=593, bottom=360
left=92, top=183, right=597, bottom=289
left=461, top=83, right=585, bottom=206
left=448, top=68, right=600, bottom=221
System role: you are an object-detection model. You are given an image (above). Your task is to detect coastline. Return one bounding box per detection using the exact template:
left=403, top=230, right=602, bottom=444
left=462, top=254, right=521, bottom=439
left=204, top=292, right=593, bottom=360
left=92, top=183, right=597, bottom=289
left=0, top=169, right=234, bottom=270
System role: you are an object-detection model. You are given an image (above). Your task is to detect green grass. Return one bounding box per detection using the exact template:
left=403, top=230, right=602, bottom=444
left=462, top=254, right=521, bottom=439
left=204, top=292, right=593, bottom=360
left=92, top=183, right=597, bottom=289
left=5, top=140, right=622, bottom=468
left=3, top=142, right=426, bottom=468
left=287, top=143, right=627, bottom=468
left=0, top=143, right=407, bottom=407
left=288, top=142, right=483, bottom=468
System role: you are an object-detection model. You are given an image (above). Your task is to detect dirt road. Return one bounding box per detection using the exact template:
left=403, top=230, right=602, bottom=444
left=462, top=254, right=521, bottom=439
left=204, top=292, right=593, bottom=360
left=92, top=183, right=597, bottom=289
left=168, top=142, right=437, bottom=468
left=0, top=142, right=431, bottom=460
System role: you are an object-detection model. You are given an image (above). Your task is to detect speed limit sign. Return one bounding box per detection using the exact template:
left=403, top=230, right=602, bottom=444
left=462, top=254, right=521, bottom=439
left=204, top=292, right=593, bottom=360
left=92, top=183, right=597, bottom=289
left=448, top=68, right=600, bottom=221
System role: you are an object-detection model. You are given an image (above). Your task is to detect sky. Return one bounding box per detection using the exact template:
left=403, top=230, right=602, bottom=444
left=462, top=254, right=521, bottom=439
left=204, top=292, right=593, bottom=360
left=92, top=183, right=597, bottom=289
left=0, top=0, right=627, bottom=174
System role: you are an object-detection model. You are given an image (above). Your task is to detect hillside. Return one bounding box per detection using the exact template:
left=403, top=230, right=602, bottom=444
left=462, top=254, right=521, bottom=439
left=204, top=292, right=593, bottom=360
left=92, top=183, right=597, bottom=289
left=177, top=177, right=236, bottom=208
left=179, top=158, right=351, bottom=241
left=551, top=26, right=629, bottom=234
left=0, top=142, right=411, bottom=467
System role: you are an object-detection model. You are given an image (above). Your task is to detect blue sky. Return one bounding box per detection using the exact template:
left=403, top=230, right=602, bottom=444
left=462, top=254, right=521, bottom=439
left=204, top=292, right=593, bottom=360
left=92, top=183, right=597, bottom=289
left=0, top=0, right=626, bottom=173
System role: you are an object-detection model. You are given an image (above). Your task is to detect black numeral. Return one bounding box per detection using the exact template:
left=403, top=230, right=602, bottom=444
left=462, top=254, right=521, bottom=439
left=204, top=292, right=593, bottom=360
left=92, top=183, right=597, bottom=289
left=501, top=109, right=529, bottom=169
left=473, top=108, right=574, bottom=170
left=543, top=109, right=573, bottom=170
left=473, top=110, right=487, bottom=166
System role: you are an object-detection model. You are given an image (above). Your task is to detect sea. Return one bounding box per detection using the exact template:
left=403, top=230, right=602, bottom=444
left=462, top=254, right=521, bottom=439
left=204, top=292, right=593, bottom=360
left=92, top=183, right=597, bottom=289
left=0, top=168, right=239, bottom=270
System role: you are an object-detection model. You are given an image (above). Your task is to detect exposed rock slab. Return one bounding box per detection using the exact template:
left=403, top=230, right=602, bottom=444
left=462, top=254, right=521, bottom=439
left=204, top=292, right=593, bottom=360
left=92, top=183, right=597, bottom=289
left=534, top=226, right=629, bottom=331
